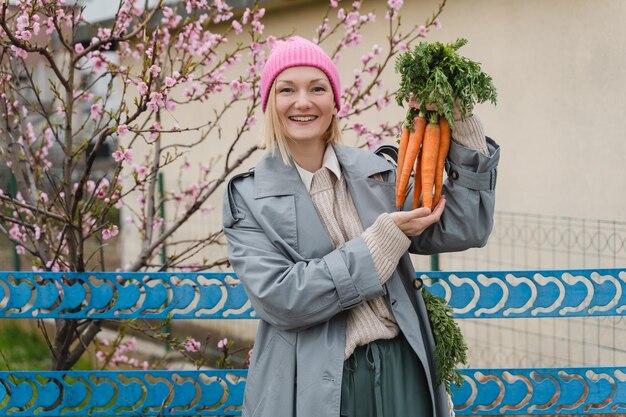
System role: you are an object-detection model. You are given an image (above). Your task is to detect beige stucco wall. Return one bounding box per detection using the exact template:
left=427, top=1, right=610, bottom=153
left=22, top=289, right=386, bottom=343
left=121, top=0, right=626, bottom=353
left=123, top=0, right=626, bottom=261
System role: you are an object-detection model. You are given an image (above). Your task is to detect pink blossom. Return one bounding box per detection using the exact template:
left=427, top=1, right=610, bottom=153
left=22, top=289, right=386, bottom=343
left=434, top=18, right=442, bottom=29
left=185, top=183, right=200, bottom=198
left=74, top=43, right=84, bottom=53
left=231, top=20, right=243, bottom=34
left=161, top=6, right=174, bottom=20
left=418, top=25, right=427, bottom=37
left=149, top=65, right=161, bottom=76
left=376, top=96, right=390, bottom=110
left=96, top=351, right=106, bottom=362
left=11, top=46, right=28, bottom=59
left=126, top=337, right=137, bottom=351
left=344, top=11, right=359, bottom=27
left=44, top=16, right=55, bottom=34
left=361, top=52, right=374, bottom=65
left=46, top=260, right=61, bottom=272
left=117, top=124, right=129, bottom=136
left=164, top=77, right=176, bottom=88
left=367, top=133, right=383, bottom=149
left=251, top=20, right=264, bottom=34
left=112, top=147, right=133, bottom=163
left=16, top=14, right=29, bottom=31
left=9, top=224, right=23, bottom=241
left=352, top=123, right=368, bottom=135
left=134, top=165, right=148, bottom=179
left=90, top=104, right=102, bottom=118
left=329, top=0, right=338, bottom=7
left=147, top=91, right=164, bottom=111
left=317, top=19, right=330, bottom=37
left=15, top=246, right=26, bottom=255
left=152, top=217, right=164, bottom=230
left=102, top=225, right=119, bottom=240
left=387, top=0, right=403, bottom=11
left=337, top=102, right=351, bottom=117
left=137, top=81, right=148, bottom=96
left=148, top=122, right=161, bottom=142
left=184, top=338, right=201, bottom=352
left=217, top=338, right=229, bottom=350
left=17, top=30, right=32, bottom=41
left=100, top=338, right=110, bottom=347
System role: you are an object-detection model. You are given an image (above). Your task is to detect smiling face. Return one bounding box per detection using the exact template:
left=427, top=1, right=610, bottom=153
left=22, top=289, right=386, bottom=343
left=274, top=66, right=337, bottom=148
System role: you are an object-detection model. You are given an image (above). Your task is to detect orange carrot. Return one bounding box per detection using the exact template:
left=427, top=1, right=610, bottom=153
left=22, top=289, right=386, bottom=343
left=412, top=149, right=422, bottom=209
left=396, top=126, right=410, bottom=184
left=433, top=116, right=450, bottom=207
left=420, top=120, right=441, bottom=210
left=396, top=115, right=427, bottom=209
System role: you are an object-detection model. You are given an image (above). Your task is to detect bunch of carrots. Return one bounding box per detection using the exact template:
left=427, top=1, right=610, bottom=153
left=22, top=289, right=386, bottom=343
left=394, top=38, right=497, bottom=210
left=395, top=111, right=450, bottom=210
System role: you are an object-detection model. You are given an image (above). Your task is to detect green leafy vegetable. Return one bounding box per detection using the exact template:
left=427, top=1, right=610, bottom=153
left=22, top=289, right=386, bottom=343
left=422, top=287, right=468, bottom=394
left=395, top=38, right=497, bottom=129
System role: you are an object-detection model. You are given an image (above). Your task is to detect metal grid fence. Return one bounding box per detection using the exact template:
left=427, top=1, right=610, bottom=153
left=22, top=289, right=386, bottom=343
left=435, top=211, right=626, bottom=371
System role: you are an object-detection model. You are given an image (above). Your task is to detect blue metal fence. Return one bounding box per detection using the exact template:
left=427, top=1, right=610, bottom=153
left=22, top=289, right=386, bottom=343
left=1, top=269, right=625, bottom=415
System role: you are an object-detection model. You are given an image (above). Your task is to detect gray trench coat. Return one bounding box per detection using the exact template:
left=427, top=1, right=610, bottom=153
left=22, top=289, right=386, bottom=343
left=223, top=138, right=500, bottom=417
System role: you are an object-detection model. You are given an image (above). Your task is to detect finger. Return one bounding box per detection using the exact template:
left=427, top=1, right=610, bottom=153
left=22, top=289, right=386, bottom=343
left=391, top=208, right=427, bottom=226
left=405, top=197, right=445, bottom=235
left=431, top=195, right=446, bottom=218
left=405, top=207, right=432, bottom=221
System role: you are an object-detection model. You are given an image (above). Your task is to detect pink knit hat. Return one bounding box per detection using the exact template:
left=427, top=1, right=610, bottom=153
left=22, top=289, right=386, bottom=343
left=260, top=36, right=341, bottom=112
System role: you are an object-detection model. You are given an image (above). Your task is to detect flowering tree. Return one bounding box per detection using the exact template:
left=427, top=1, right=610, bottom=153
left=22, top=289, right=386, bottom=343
left=0, top=0, right=445, bottom=370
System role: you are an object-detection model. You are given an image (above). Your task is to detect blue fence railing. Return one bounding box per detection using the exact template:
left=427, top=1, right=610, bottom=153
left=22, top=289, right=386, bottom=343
left=1, top=269, right=625, bottom=415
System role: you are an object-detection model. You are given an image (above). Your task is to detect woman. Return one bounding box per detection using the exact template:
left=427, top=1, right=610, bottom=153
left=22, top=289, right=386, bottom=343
left=223, top=36, right=500, bottom=417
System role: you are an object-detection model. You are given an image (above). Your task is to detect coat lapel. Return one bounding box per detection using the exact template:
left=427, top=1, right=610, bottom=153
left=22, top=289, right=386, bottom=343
left=254, top=151, right=334, bottom=259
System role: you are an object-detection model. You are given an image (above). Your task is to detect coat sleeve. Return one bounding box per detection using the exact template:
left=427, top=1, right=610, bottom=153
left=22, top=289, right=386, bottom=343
left=406, top=137, right=500, bottom=254
left=223, top=181, right=386, bottom=332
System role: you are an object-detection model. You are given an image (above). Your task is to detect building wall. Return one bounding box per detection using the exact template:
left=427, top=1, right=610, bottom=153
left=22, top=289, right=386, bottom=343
left=120, top=0, right=626, bottom=352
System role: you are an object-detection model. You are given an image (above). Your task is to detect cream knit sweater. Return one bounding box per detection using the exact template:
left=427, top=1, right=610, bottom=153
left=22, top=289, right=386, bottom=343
left=306, top=115, right=488, bottom=358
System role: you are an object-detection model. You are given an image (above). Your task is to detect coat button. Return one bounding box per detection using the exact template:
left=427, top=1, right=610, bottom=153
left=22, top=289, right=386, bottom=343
left=450, top=169, right=459, bottom=180
left=413, top=278, right=423, bottom=290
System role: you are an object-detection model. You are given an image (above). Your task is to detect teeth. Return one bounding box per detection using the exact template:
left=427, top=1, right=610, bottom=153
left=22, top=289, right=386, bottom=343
left=290, top=116, right=317, bottom=122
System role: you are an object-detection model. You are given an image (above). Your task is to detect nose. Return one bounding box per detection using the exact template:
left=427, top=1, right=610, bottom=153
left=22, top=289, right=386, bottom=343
left=294, top=91, right=312, bottom=109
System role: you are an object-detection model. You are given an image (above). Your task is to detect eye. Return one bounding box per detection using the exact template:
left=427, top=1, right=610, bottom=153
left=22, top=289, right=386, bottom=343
left=312, top=86, right=327, bottom=93
left=279, top=87, right=293, bottom=93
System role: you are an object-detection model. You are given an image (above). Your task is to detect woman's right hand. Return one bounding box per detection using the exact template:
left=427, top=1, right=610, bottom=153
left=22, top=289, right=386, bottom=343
left=389, top=196, right=446, bottom=237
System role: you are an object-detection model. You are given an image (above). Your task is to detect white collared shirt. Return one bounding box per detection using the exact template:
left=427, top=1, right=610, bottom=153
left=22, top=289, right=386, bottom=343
left=294, top=145, right=342, bottom=192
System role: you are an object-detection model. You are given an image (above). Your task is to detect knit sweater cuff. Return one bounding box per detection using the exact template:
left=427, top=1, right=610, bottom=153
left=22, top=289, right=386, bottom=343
left=362, top=213, right=410, bottom=284
left=452, top=114, right=489, bottom=156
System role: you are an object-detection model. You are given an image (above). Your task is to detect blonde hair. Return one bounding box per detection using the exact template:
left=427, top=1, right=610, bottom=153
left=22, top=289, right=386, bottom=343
left=261, top=83, right=341, bottom=165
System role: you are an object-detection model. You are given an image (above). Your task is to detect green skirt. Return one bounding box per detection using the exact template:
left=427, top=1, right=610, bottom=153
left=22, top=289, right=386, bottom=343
left=340, top=334, right=433, bottom=417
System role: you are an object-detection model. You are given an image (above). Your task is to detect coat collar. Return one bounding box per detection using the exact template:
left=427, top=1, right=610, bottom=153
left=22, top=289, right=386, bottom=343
left=254, top=143, right=393, bottom=198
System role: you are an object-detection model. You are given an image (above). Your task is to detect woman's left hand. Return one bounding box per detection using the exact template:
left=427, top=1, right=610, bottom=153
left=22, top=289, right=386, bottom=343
left=408, top=94, right=467, bottom=121
left=390, top=196, right=446, bottom=237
